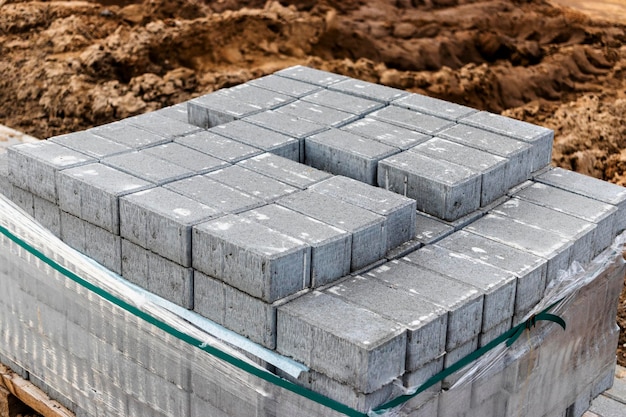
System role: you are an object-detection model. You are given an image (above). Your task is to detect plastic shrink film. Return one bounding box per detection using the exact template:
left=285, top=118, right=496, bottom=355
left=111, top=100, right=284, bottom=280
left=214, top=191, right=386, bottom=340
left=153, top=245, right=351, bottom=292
left=0, top=192, right=624, bottom=417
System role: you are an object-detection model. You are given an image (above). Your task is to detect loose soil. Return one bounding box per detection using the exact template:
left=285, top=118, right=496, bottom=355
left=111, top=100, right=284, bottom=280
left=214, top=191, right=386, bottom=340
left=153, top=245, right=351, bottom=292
left=1, top=0, right=626, bottom=364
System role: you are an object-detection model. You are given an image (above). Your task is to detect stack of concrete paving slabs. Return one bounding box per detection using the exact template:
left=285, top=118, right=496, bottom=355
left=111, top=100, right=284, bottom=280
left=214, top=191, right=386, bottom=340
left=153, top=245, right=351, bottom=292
left=2, top=65, right=626, bottom=417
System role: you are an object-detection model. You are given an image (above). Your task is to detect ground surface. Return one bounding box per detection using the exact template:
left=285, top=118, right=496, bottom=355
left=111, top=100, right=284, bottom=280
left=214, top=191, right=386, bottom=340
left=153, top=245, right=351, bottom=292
left=1, top=0, right=625, bottom=363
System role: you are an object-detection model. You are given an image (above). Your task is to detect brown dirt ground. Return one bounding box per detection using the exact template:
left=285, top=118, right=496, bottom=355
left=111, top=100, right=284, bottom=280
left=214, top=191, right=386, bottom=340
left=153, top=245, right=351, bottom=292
left=1, top=0, right=626, bottom=365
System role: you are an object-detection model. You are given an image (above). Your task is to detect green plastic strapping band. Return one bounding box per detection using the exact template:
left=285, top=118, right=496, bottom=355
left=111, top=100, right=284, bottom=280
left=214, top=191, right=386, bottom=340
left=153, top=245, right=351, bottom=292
left=0, top=223, right=567, bottom=417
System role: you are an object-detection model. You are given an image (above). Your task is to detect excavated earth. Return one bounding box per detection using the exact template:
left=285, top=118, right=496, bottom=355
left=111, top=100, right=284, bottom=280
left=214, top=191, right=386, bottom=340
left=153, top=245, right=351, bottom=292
left=1, top=0, right=626, bottom=365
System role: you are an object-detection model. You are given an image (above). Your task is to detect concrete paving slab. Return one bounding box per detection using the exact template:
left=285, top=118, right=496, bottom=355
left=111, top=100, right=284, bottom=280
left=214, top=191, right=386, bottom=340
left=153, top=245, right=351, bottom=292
left=465, top=213, right=574, bottom=283
left=275, top=65, right=348, bottom=86
left=513, top=181, right=618, bottom=257
left=491, top=198, right=597, bottom=265
left=479, top=318, right=512, bottom=347
left=142, top=142, right=229, bottom=174
left=120, top=187, right=221, bottom=266
left=248, top=74, right=322, bottom=98
left=588, top=395, right=626, bottom=417
left=370, top=106, right=454, bottom=135
left=102, top=150, right=194, bottom=185
left=276, top=100, right=359, bottom=127
left=127, top=112, right=201, bottom=138
left=33, top=194, right=61, bottom=237
left=393, top=93, right=477, bottom=121
left=57, top=163, right=153, bottom=234
left=305, top=128, right=399, bottom=185
left=459, top=111, right=554, bottom=171
left=309, top=175, right=417, bottom=251
left=209, top=120, right=300, bottom=161
left=536, top=167, right=626, bottom=233
left=61, top=212, right=122, bottom=274
left=244, top=109, right=328, bottom=141
left=340, top=118, right=431, bottom=150
left=378, top=150, right=482, bottom=221
left=152, top=103, right=188, bottom=123
left=277, top=291, right=406, bottom=394
left=218, top=84, right=294, bottom=110
left=300, top=89, right=384, bottom=116
left=206, top=165, right=298, bottom=203
left=187, top=93, right=262, bottom=129
left=240, top=204, right=351, bottom=287
left=120, top=240, right=193, bottom=309
left=326, top=275, right=447, bottom=370
left=438, top=123, right=534, bottom=189
left=192, top=214, right=310, bottom=302
left=278, top=189, right=386, bottom=271
left=413, top=211, right=455, bottom=245
left=236, top=152, right=331, bottom=189
left=364, top=260, right=483, bottom=350
left=403, top=244, right=517, bottom=330
left=175, top=130, right=262, bottom=163
left=7, top=140, right=95, bottom=203
left=92, top=119, right=171, bottom=149
left=7, top=186, right=34, bottom=215
left=329, top=78, right=408, bottom=104
left=49, top=130, right=131, bottom=160
left=410, top=138, right=508, bottom=206
left=437, top=230, right=548, bottom=315
left=0, top=153, right=9, bottom=197
left=165, top=175, right=264, bottom=214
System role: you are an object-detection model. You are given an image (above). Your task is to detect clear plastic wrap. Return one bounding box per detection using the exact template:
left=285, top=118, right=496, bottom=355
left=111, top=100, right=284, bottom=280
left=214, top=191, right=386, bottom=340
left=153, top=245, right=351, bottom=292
left=0, top=192, right=624, bottom=417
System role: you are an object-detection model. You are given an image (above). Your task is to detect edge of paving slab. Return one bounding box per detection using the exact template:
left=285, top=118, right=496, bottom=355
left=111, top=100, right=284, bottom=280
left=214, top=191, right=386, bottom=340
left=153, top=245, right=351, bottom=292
left=585, top=365, right=626, bottom=417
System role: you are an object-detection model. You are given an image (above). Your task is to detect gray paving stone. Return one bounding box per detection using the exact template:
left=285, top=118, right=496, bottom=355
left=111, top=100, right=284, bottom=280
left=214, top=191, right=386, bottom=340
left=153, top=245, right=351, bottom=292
left=438, top=124, right=534, bottom=188
left=378, top=151, right=482, bottom=221
left=209, top=120, right=300, bottom=161
left=459, top=111, right=554, bottom=171
left=364, top=260, right=483, bottom=350
left=536, top=167, right=626, bottom=233
left=309, top=175, right=417, bottom=251
left=513, top=182, right=618, bottom=257
left=329, top=78, right=408, bottom=104
left=7, top=186, right=34, bottom=215
left=219, top=83, right=294, bottom=109
left=127, top=112, right=201, bottom=138
left=326, top=275, right=447, bottom=370
left=413, top=211, right=455, bottom=245
left=491, top=198, right=597, bottom=265
left=0, top=153, right=9, bottom=197
left=142, top=142, right=229, bottom=174
left=49, top=130, right=131, bottom=160
left=193, top=271, right=277, bottom=349
left=175, top=130, right=262, bottom=163
left=277, top=291, right=406, bottom=393
left=236, top=152, right=331, bottom=189
left=8, top=140, right=95, bottom=203
left=479, top=318, right=512, bottom=347
left=393, top=93, right=477, bottom=121
left=276, top=100, right=359, bottom=127
left=102, top=150, right=194, bottom=185
left=207, top=165, right=298, bottom=203
left=33, top=195, right=61, bottom=237
left=240, top=204, right=351, bottom=287
left=588, top=395, right=625, bottom=417
left=248, top=74, right=322, bottom=98
left=152, top=103, right=188, bottom=123
left=340, top=118, right=431, bottom=150
left=165, top=175, right=264, bottom=214
left=402, top=356, right=444, bottom=392
left=437, top=230, right=548, bottom=315
left=61, top=212, right=122, bottom=274
left=465, top=213, right=574, bottom=283
left=120, top=240, right=193, bottom=309
left=370, top=106, right=454, bottom=135
left=305, top=128, right=399, bottom=185
left=301, top=89, right=384, bottom=116
left=410, top=138, right=508, bottom=206
left=244, top=109, right=328, bottom=140
left=92, top=120, right=171, bottom=149
left=187, top=93, right=262, bottom=128
left=57, top=163, right=152, bottom=234
left=275, top=65, right=348, bottom=86
left=403, top=245, right=517, bottom=331
left=193, top=214, right=310, bottom=302
left=120, top=187, right=221, bottom=266
left=278, top=189, right=386, bottom=271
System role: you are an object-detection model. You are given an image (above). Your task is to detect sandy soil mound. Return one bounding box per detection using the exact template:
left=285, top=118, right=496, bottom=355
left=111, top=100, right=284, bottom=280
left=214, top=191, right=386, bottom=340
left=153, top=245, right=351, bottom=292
left=1, top=0, right=626, bottom=363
